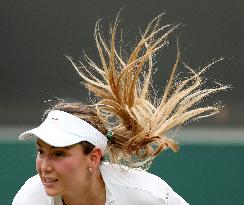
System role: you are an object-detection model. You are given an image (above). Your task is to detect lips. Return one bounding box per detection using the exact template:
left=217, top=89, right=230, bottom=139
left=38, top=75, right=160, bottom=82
left=42, top=177, right=58, bottom=185
left=45, top=178, right=58, bottom=182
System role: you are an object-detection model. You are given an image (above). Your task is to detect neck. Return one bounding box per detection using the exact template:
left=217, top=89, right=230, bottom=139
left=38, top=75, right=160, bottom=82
left=62, top=169, right=106, bottom=205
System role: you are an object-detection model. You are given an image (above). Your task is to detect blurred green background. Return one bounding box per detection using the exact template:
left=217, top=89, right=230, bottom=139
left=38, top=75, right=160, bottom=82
left=1, top=128, right=243, bottom=204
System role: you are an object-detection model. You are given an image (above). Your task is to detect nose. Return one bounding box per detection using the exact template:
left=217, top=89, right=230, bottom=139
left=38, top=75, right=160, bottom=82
left=40, top=156, right=53, bottom=172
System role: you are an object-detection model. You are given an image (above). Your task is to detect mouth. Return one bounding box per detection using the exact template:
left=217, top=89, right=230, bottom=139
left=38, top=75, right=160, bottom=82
left=42, top=177, right=58, bottom=186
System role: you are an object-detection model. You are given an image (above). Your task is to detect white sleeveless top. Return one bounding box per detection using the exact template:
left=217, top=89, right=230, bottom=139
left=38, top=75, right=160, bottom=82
left=12, top=162, right=189, bottom=205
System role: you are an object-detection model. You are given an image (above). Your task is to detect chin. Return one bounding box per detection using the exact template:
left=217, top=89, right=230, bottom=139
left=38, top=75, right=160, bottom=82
left=42, top=184, right=61, bottom=197
left=41, top=178, right=61, bottom=197
left=44, top=189, right=60, bottom=197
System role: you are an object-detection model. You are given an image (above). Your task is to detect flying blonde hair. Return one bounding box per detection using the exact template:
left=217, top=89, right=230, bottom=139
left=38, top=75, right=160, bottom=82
left=67, top=14, right=229, bottom=169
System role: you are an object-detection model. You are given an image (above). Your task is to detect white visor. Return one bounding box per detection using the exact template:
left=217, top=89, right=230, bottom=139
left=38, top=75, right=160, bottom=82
left=19, top=110, right=108, bottom=153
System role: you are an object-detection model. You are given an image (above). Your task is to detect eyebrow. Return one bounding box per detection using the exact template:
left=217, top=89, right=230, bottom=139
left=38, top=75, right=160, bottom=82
left=36, top=141, right=70, bottom=150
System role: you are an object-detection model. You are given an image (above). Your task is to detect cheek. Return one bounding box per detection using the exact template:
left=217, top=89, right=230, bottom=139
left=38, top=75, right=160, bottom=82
left=58, top=160, right=84, bottom=175
left=57, top=158, right=89, bottom=182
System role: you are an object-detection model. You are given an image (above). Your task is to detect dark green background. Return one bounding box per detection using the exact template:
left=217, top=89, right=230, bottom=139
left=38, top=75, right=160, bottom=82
left=0, top=0, right=243, bottom=126
left=2, top=142, right=244, bottom=205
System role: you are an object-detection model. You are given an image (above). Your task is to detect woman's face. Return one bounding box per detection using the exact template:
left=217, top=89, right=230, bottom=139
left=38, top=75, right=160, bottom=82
left=36, top=139, right=91, bottom=197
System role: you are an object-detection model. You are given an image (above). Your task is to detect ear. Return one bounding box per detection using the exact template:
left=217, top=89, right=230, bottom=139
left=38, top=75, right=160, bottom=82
left=89, top=148, right=103, bottom=169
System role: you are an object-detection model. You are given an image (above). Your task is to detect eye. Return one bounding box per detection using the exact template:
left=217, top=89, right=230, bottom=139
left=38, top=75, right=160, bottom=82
left=54, top=151, right=65, bottom=158
left=36, top=148, right=44, bottom=157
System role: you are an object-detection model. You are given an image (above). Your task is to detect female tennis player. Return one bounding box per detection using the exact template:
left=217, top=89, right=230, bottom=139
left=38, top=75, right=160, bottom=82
left=12, top=14, right=228, bottom=205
